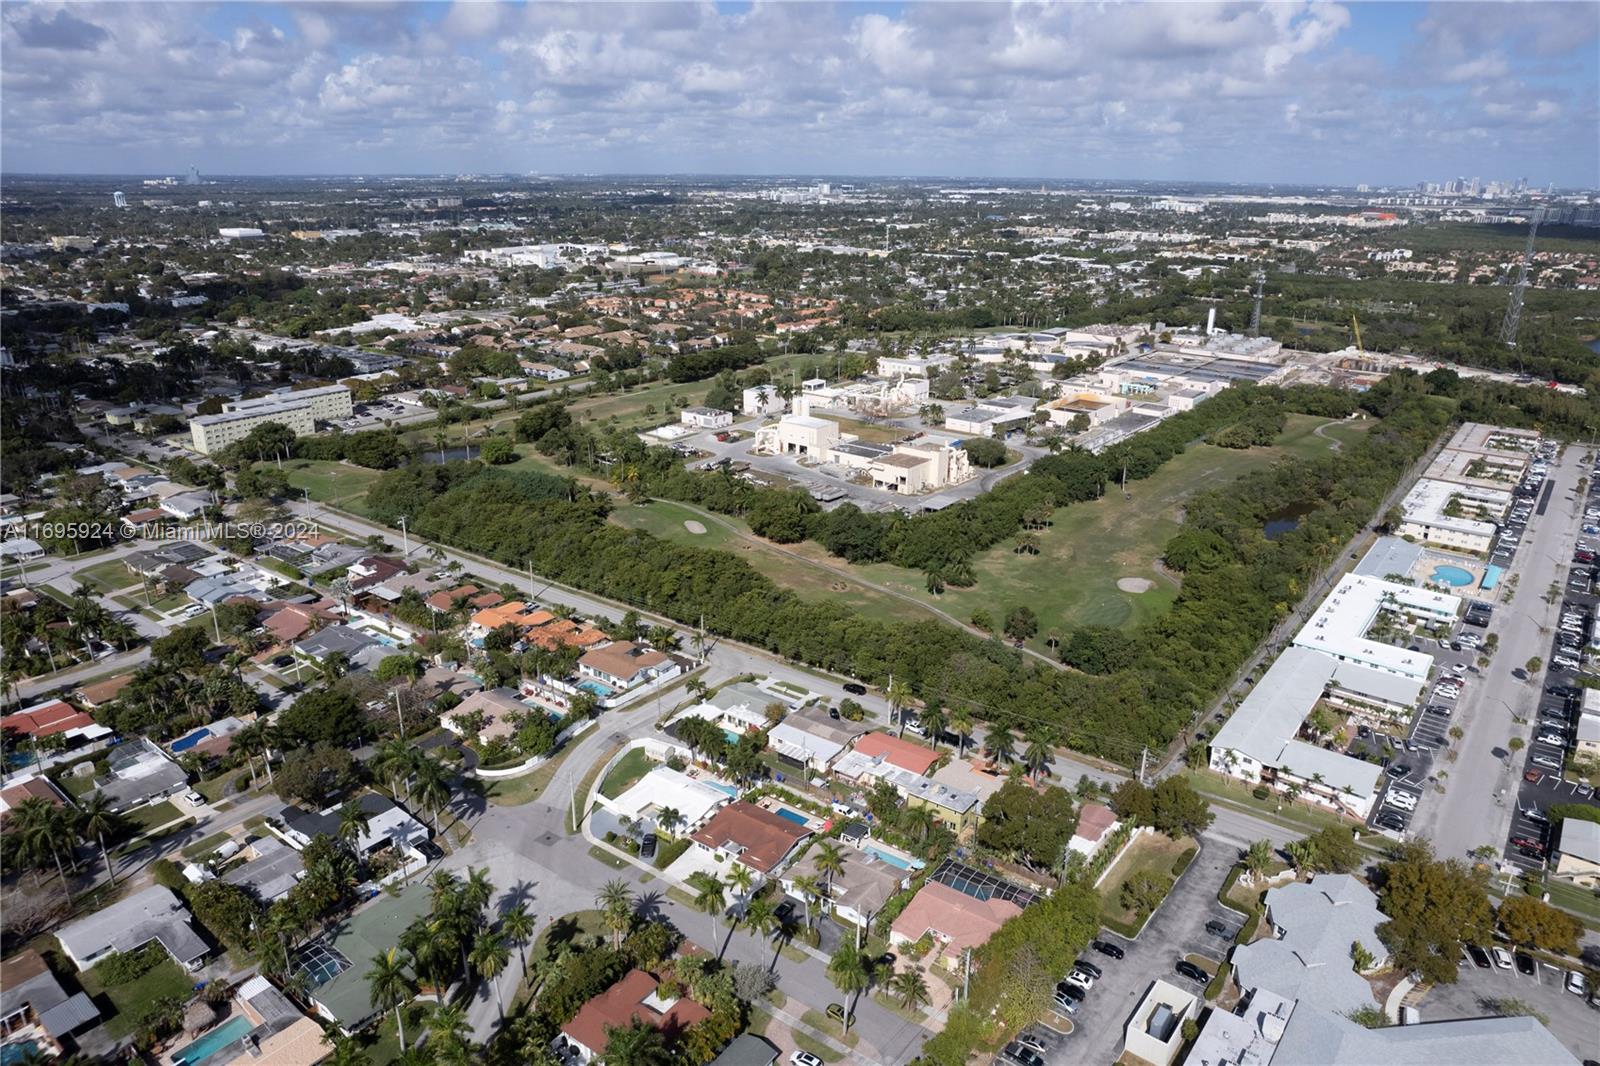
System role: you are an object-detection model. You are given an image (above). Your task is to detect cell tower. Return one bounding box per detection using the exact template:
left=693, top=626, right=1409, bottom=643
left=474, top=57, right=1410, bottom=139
left=1499, top=206, right=1545, bottom=348
left=1248, top=270, right=1266, bottom=337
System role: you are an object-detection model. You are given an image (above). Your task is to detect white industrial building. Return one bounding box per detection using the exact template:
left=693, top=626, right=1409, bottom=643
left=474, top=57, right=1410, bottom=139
left=875, top=351, right=956, bottom=377
left=943, top=396, right=1038, bottom=437
left=741, top=386, right=786, bottom=417
left=679, top=406, right=734, bottom=430
left=1291, top=575, right=1459, bottom=681
left=189, top=385, right=353, bottom=455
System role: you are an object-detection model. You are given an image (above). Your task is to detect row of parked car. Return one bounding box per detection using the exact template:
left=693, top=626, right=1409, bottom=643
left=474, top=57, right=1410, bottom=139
left=1462, top=943, right=1591, bottom=999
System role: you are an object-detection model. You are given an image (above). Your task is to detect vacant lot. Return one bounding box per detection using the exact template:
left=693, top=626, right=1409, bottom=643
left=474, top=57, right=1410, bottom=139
left=284, top=460, right=384, bottom=512
left=1097, top=832, right=1196, bottom=931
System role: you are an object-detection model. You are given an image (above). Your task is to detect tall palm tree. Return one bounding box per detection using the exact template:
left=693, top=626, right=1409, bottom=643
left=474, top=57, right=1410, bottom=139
left=337, top=799, right=372, bottom=852
left=826, top=946, right=870, bottom=1036
left=949, top=708, right=974, bottom=760
left=470, top=929, right=511, bottom=1021
left=986, top=725, right=1018, bottom=766
left=364, top=948, right=414, bottom=1050
left=374, top=739, right=419, bottom=801
left=792, top=874, right=822, bottom=931
left=502, top=901, right=535, bottom=979
left=656, top=807, right=683, bottom=837
left=687, top=872, right=728, bottom=956
left=463, top=865, right=495, bottom=918
left=886, top=678, right=912, bottom=736
left=726, top=862, right=755, bottom=906
left=77, top=792, right=125, bottom=886
left=233, top=721, right=265, bottom=788
left=890, top=968, right=930, bottom=1012
left=919, top=707, right=947, bottom=749
left=14, top=797, right=72, bottom=883
left=742, top=896, right=780, bottom=969
left=412, top=757, right=452, bottom=834
left=597, top=879, right=635, bottom=949
left=814, top=841, right=846, bottom=894
left=426, top=1004, right=471, bottom=1061
left=321, top=1034, right=372, bottom=1066
left=1022, top=732, right=1054, bottom=782
left=600, top=1020, right=671, bottom=1066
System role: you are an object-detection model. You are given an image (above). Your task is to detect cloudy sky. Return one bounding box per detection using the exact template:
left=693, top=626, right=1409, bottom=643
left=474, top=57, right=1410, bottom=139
left=3, top=1, right=1596, bottom=186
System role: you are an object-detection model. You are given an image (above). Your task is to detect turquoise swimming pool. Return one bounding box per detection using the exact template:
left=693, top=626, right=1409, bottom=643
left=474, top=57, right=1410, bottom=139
left=1431, top=564, right=1474, bottom=587
left=862, top=844, right=925, bottom=871
left=171, top=1015, right=254, bottom=1066
left=772, top=807, right=809, bottom=827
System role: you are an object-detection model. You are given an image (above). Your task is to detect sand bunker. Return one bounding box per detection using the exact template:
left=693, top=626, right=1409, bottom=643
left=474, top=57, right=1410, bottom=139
left=684, top=520, right=708, bottom=534
left=1117, top=577, right=1154, bottom=593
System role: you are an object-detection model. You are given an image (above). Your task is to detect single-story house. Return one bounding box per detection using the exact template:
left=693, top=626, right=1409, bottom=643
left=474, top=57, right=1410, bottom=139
left=690, top=801, right=811, bottom=876
left=159, top=491, right=214, bottom=520
left=557, top=969, right=710, bottom=1065
left=766, top=704, right=866, bottom=775
left=55, top=885, right=209, bottom=972
left=0, top=949, right=100, bottom=1047
left=602, top=765, right=732, bottom=834
left=95, top=736, right=188, bottom=812
left=708, top=1033, right=779, bottom=1066
left=180, top=975, right=330, bottom=1066
left=75, top=673, right=136, bottom=709
left=441, top=687, right=529, bottom=745
left=577, top=641, right=680, bottom=692
left=888, top=880, right=1021, bottom=971
left=1068, top=802, right=1121, bottom=860
left=779, top=846, right=909, bottom=929
left=0, top=775, right=72, bottom=818
left=298, top=885, right=434, bottom=1032
left=222, top=838, right=306, bottom=903
left=846, top=732, right=941, bottom=776
left=1, top=699, right=109, bottom=747
left=273, top=793, right=429, bottom=859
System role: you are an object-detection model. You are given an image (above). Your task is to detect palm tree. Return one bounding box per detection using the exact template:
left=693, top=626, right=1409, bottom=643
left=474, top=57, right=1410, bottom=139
left=687, top=872, right=728, bottom=955
left=14, top=797, right=72, bottom=883
left=949, top=708, right=974, bottom=760
left=597, top=879, right=635, bottom=949
left=726, top=862, right=755, bottom=907
left=233, top=721, right=265, bottom=789
left=502, top=901, right=535, bottom=979
left=656, top=807, right=683, bottom=837
left=826, top=945, right=870, bottom=1036
left=886, top=678, right=912, bottom=736
left=337, top=799, right=372, bottom=852
left=792, top=874, right=822, bottom=931
left=600, top=1020, right=671, bottom=1066
left=814, top=842, right=846, bottom=894
left=77, top=792, right=124, bottom=886
left=986, top=725, right=1017, bottom=766
left=412, top=757, right=452, bottom=834
left=374, top=739, right=419, bottom=801
left=470, top=929, right=511, bottom=1021
left=1244, top=839, right=1274, bottom=883
left=919, top=707, right=947, bottom=749
left=463, top=865, right=495, bottom=917
left=890, top=968, right=930, bottom=1012
left=364, top=948, right=414, bottom=1050
left=743, top=896, right=779, bottom=967
left=426, top=1004, right=471, bottom=1061
left=1023, top=732, right=1054, bottom=781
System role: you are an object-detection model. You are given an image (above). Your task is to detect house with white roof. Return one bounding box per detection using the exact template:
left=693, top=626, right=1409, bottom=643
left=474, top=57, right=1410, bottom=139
left=598, top=764, right=732, bottom=834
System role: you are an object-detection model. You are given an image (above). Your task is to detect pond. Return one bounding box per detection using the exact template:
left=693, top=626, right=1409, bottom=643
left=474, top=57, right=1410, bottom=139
left=420, top=444, right=479, bottom=464
left=1263, top=504, right=1316, bottom=541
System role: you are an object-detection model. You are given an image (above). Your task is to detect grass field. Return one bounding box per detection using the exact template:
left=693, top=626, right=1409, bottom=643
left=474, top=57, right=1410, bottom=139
left=598, top=748, right=653, bottom=799
left=284, top=460, right=384, bottom=512
left=1097, top=832, right=1195, bottom=929
left=74, top=558, right=139, bottom=594
left=79, top=956, right=193, bottom=1039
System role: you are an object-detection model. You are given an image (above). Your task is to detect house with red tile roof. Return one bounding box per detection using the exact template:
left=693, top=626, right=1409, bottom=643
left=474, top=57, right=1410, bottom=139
left=424, top=585, right=479, bottom=612
left=689, top=801, right=810, bottom=876
left=558, top=969, right=709, bottom=1064
left=847, top=732, right=940, bottom=777
left=1, top=700, right=105, bottom=744
left=0, top=775, right=72, bottom=817
left=1068, top=801, right=1122, bottom=861
left=889, top=880, right=1021, bottom=971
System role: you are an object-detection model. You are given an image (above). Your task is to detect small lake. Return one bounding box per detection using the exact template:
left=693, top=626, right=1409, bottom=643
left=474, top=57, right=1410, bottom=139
left=1588, top=338, right=1600, bottom=355
left=420, top=445, right=479, bottom=464
left=1263, top=504, right=1316, bottom=541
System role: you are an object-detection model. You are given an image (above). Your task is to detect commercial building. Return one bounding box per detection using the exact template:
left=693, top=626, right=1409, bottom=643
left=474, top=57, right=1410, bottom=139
left=868, top=443, right=973, bottom=494
left=1292, top=575, right=1458, bottom=680
left=55, top=885, right=209, bottom=972
left=189, top=385, right=352, bottom=455
left=679, top=406, right=734, bottom=430
left=1553, top=818, right=1600, bottom=887
left=741, top=386, right=786, bottom=417
left=1232, top=875, right=1387, bottom=1016
left=1186, top=984, right=1294, bottom=1066
left=943, top=396, right=1037, bottom=437
left=756, top=414, right=839, bottom=457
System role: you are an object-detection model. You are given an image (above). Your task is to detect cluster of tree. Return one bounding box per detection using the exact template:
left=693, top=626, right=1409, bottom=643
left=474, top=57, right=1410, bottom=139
left=1206, top=404, right=1287, bottom=449
left=1107, top=778, right=1215, bottom=839
left=960, top=437, right=1009, bottom=468
left=975, top=778, right=1078, bottom=876
left=666, top=340, right=765, bottom=383
left=1, top=583, right=140, bottom=686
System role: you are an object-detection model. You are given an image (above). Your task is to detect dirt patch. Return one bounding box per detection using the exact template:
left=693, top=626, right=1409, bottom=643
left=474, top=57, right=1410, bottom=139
left=1116, top=577, right=1154, bottom=593
left=683, top=520, right=708, bottom=535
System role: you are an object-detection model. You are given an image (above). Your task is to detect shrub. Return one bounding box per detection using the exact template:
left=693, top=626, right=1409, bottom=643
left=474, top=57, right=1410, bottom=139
left=150, top=858, right=186, bottom=891
left=1171, top=847, right=1198, bottom=877
left=90, top=942, right=165, bottom=986
left=1204, top=961, right=1232, bottom=1001
left=1252, top=786, right=1271, bottom=801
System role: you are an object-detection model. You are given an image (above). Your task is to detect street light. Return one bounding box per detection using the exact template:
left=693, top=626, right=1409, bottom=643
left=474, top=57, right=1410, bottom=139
left=397, top=515, right=410, bottom=559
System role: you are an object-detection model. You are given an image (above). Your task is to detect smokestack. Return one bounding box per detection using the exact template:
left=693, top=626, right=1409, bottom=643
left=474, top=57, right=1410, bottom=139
left=1205, top=308, right=1217, bottom=336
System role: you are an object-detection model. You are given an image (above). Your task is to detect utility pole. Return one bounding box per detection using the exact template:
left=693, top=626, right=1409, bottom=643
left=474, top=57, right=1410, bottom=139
left=1499, top=206, right=1545, bottom=351
left=1138, top=746, right=1149, bottom=786
left=393, top=688, right=407, bottom=737
left=397, top=515, right=410, bottom=559
left=1249, top=270, right=1265, bottom=337
left=526, top=559, right=534, bottom=602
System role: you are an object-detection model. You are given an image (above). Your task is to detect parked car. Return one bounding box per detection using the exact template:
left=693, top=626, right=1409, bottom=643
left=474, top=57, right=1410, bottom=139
left=1492, top=947, right=1514, bottom=970
left=842, top=682, right=867, bottom=696
left=1175, top=960, right=1208, bottom=982
left=1566, top=971, right=1589, bottom=997
left=1466, top=944, right=1492, bottom=969
left=639, top=833, right=657, bottom=860
left=1065, top=970, right=1094, bottom=992
left=1051, top=990, right=1079, bottom=1015
left=825, top=1003, right=854, bottom=1025
left=791, top=1053, right=824, bottom=1066
left=1073, top=959, right=1103, bottom=979
left=1532, top=755, right=1564, bottom=771
left=1515, top=953, right=1537, bottom=977
left=1093, top=940, right=1125, bottom=960
left=1205, top=919, right=1231, bottom=938
left=1001, top=1043, right=1044, bottom=1066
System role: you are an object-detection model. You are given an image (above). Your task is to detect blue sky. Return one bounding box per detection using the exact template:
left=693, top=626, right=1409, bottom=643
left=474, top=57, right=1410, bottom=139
left=3, top=1, right=1596, bottom=187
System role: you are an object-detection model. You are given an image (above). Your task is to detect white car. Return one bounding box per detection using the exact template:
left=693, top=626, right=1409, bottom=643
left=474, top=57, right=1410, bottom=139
left=791, top=1053, right=824, bottom=1066
left=1386, top=792, right=1418, bottom=811
left=1566, top=971, right=1589, bottom=997
left=1066, top=970, right=1095, bottom=991
left=1552, top=657, right=1581, bottom=671
left=1536, top=733, right=1567, bottom=747
left=1532, top=755, right=1564, bottom=771
left=1492, top=947, right=1514, bottom=970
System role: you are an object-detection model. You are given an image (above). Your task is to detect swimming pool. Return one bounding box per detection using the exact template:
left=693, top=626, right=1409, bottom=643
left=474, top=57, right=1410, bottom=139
left=1431, top=564, right=1475, bottom=587
left=1, top=1041, right=41, bottom=1066
left=704, top=781, right=739, bottom=797
left=170, top=1016, right=254, bottom=1066
left=722, top=729, right=744, bottom=745
left=862, top=844, right=925, bottom=871
left=171, top=727, right=213, bottom=752
left=772, top=807, right=809, bottom=827
left=577, top=680, right=614, bottom=697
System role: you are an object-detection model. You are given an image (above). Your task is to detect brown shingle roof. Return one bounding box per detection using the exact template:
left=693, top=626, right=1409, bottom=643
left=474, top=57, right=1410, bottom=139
left=689, top=801, right=809, bottom=874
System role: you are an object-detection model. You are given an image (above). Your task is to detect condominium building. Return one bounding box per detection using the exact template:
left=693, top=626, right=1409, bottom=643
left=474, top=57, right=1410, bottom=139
left=189, top=385, right=352, bottom=455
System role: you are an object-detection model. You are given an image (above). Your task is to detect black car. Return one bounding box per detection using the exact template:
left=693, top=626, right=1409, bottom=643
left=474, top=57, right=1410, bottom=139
left=1092, top=939, right=1125, bottom=960
left=1515, top=953, right=1537, bottom=976
left=1073, top=959, right=1103, bottom=979
left=1001, top=1042, right=1045, bottom=1066
left=415, top=840, right=444, bottom=862
left=774, top=899, right=796, bottom=923
left=1054, top=981, right=1085, bottom=1002
left=640, top=833, right=657, bottom=859
left=1205, top=919, right=1231, bottom=938
left=1375, top=814, right=1406, bottom=832
left=1466, top=944, right=1492, bottom=969
left=1175, top=960, right=1208, bottom=983
left=271, top=655, right=294, bottom=667
left=1386, top=764, right=1412, bottom=778
left=842, top=682, right=867, bottom=696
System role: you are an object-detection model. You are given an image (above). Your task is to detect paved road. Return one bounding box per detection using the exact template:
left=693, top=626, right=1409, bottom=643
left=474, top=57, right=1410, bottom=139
left=1410, top=445, right=1587, bottom=861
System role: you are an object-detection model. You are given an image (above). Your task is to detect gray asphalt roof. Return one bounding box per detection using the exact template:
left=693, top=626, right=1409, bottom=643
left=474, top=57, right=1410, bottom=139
left=1231, top=875, right=1384, bottom=1017
left=1273, top=1008, right=1579, bottom=1065
left=54, top=885, right=208, bottom=967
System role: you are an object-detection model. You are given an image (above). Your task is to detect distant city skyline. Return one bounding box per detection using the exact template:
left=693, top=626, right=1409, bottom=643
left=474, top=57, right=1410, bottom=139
left=2, top=1, right=1597, bottom=188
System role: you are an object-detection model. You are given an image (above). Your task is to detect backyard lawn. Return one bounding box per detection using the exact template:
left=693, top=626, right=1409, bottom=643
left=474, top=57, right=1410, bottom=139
left=78, top=956, right=194, bottom=1040
left=598, top=748, right=653, bottom=800
left=1097, top=832, right=1196, bottom=931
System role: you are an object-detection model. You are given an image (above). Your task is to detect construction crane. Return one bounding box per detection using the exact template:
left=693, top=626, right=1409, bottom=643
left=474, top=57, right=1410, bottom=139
left=1248, top=270, right=1266, bottom=337
left=1499, top=206, right=1546, bottom=348
left=1351, top=314, right=1364, bottom=353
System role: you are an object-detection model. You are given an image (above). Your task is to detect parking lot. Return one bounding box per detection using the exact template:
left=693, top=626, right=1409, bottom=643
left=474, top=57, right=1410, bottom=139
left=1500, top=446, right=1600, bottom=873
left=1435, top=947, right=1598, bottom=1060
left=1037, top=842, right=1238, bottom=1065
